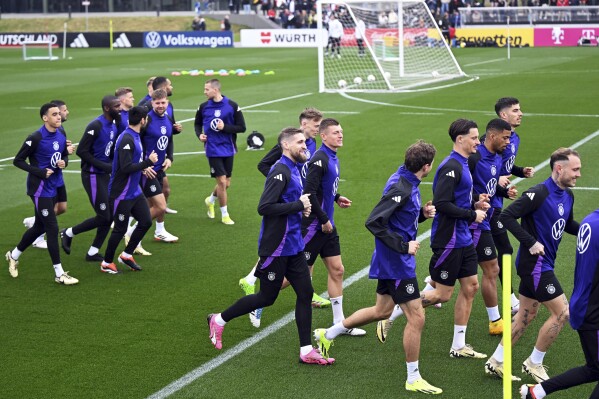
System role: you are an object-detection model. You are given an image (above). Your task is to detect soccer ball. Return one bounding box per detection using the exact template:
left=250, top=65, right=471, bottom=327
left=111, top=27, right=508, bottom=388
left=338, top=79, right=347, bottom=88
left=367, top=74, right=376, bottom=82
left=460, top=42, right=466, bottom=48
left=432, top=70, right=440, bottom=78
left=383, top=72, right=391, bottom=80
left=353, top=76, right=363, bottom=85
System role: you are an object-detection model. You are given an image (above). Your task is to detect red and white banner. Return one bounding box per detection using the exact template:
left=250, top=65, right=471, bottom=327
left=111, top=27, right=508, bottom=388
left=240, top=29, right=327, bottom=47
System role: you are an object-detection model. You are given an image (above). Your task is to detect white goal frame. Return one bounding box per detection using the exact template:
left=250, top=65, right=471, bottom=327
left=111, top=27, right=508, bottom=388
left=317, top=0, right=467, bottom=92
left=22, top=40, right=59, bottom=61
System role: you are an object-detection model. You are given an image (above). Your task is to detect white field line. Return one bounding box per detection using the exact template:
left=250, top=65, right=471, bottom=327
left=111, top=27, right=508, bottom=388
left=463, top=58, right=504, bottom=67
left=147, top=128, right=599, bottom=399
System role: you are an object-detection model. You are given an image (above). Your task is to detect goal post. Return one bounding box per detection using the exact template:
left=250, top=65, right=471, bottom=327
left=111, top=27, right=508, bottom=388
left=22, top=40, right=59, bottom=61
left=317, top=0, right=467, bottom=92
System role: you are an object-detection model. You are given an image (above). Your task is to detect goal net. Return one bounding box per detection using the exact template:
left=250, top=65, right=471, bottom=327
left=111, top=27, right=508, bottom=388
left=22, top=41, right=59, bottom=61
left=317, top=0, right=466, bottom=92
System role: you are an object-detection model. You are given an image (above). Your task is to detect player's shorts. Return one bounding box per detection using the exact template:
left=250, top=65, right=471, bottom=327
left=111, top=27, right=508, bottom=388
left=56, top=184, right=67, bottom=203
left=208, top=156, right=234, bottom=178
left=142, top=174, right=163, bottom=198
left=81, top=171, right=110, bottom=217
left=302, top=226, right=341, bottom=266
left=255, top=252, right=310, bottom=286
left=471, top=229, right=497, bottom=262
left=377, top=278, right=420, bottom=305
left=518, top=270, right=563, bottom=302
left=490, top=207, right=508, bottom=236
left=429, top=245, right=478, bottom=287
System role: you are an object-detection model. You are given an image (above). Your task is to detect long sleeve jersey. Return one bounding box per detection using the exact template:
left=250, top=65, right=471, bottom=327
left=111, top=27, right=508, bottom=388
left=491, top=130, right=525, bottom=208
left=366, top=165, right=427, bottom=280
left=257, top=155, right=305, bottom=258
left=76, top=115, right=117, bottom=174
left=141, top=110, right=174, bottom=173
left=13, top=125, right=68, bottom=198
left=194, top=96, right=246, bottom=157
left=302, top=144, right=340, bottom=231
left=500, top=176, right=579, bottom=278
left=430, top=151, right=477, bottom=249
left=257, top=137, right=316, bottom=184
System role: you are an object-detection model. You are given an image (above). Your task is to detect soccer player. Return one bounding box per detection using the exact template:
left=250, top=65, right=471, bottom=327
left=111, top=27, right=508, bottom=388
left=115, top=87, right=135, bottom=134
left=137, top=76, right=155, bottom=107
left=195, top=78, right=246, bottom=225
left=6, top=103, right=78, bottom=285
left=23, top=99, right=74, bottom=249
left=314, top=140, right=442, bottom=394
left=125, top=89, right=178, bottom=244
left=492, top=97, right=535, bottom=314
left=100, top=106, right=158, bottom=273
left=301, top=118, right=365, bottom=336
left=207, top=127, right=334, bottom=365
left=485, top=148, right=581, bottom=383
left=327, top=14, right=343, bottom=58
left=60, top=95, right=121, bottom=263
left=520, top=208, right=599, bottom=398
left=238, top=108, right=330, bottom=327
left=468, top=119, right=516, bottom=335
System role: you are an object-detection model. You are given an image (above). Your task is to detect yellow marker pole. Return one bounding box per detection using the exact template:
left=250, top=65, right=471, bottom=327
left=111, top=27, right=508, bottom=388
left=503, top=253, right=513, bottom=399
left=109, top=20, right=113, bottom=51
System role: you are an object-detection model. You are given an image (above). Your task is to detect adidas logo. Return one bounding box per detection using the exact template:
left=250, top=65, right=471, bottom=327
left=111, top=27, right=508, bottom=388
left=273, top=174, right=283, bottom=181
left=445, top=170, right=455, bottom=178
left=526, top=192, right=535, bottom=201
left=25, top=140, right=32, bottom=146
left=392, top=196, right=401, bottom=203
left=314, top=160, right=322, bottom=167
left=87, top=129, right=94, bottom=135
left=69, top=33, right=89, bottom=48
left=113, top=33, right=131, bottom=48
left=123, top=144, right=130, bottom=150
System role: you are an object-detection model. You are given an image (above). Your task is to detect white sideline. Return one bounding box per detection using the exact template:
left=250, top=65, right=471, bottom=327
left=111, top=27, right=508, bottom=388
left=147, top=129, right=599, bottom=399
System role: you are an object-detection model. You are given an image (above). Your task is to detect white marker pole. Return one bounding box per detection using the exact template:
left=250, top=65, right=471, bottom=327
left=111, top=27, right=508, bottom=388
left=507, top=15, right=511, bottom=60
left=62, top=22, right=67, bottom=59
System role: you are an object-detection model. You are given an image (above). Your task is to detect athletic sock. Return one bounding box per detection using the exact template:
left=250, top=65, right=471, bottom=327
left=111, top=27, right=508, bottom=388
left=325, top=321, right=347, bottom=340
left=209, top=193, right=217, bottom=204
left=487, top=306, right=501, bottom=322
left=300, top=345, right=313, bottom=356
left=423, top=282, right=434, bottom=291
left=330, top=296, right=344, bottom=324
left=452, top=325, right=467, bottom=349
left=126, top=222, right=137, bottom=238
left=511, top=292, right=520, bottom=307
left=33, top=234, right=45, bottom=244
left=533, top=384, right=547, bottom=399
left=53, top=263, right=65, bottom=278
left=87, top=246, right=99, bottom=256
left=245, top=266, right=257, bottom=285
left=11, top=248, right=22, bottom=260
left=220, top=206, right=229, bottom=217
left=122, top=251, right=132, bottom=258
left=155, top=221, right=165, bottom=234
left=389, top=304, right=404, bottom=321
left=215, top=313, right=227, bottom=326
left=406, top=361, right=421, bottom=384
left=492, top=343, right=504, bottom=363
left=66, top=228, right=74, bottom=238
left=530, top=347, right=546, bottom=364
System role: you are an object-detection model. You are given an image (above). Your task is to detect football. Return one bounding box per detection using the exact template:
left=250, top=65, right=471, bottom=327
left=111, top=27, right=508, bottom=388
left=338, top=79, right=347, bottom=88
left=353, top=76, right=363, bottom=85
left=367, top=74, right=376, bottom=82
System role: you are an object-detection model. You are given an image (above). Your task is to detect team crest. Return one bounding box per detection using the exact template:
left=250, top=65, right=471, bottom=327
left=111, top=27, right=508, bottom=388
left=440, top=271, right=449, bottom=280
left=150, top=185, right=156, bottom=192
left=497, top=221, right=504, bottom=229
left=52, top=141, right=59, bottom=151
left=268, top=272, right=276, bottom=281
left=305, top=149, right=311, bottom=159
left=511, top=143, right=515, bottom=153
left=557, top=203, right=564, bottom=216
left=406, top=284, right=415, bottom=295
left=484, top=247, right=492, bottom=256
left=490, top=164, right=497, bottom=176
left=99, top=203, right=106, bottom=211
left=546, top=284, right=556, bottom=295
left=118, top=214, right=125, bottom=221
left=160, top=125, right=167, bottom=135
left=110, top=131, right=115, bottom=140
left=41, top=209, right=49, bottom=217
left=214, top=110, right=221, bottom=118
left=304, top=252, right=311, bottom=261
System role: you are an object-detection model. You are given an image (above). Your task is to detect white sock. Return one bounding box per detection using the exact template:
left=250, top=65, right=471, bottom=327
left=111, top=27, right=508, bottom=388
left=423, top=282, right=435, bottom=292
left=452, top=325, right=467, bottom=349
left=33, top=234, right=45, bottom=244
left=11, top=248, right=22, bottom=260
left=66, top=228, right=74, bottom=237
left=53, top=263, right=65, bottom=278
left=126, top=222, right=138, bottom=237
left=486, top=306, right=501, bottom=322
left=245, top=266, right=257, bottom=285
left=511, top=292, right=520, bottom=307
left=406, top=360, right=421, bottom=384
left=530, top=347, right=546, bottom=364
left=24, top=216, right=35, bottom=226
left=156, top=221, right=165, bottom=234
left=215, top=313, right=227, bottom=326
left=492, top=343, right=504, bottom=363
left=389, top=304, right=404, bottom=321
left=325, top=321, right=347, bottom=340
left=330, top=296, right=345, bottom=324
left=300, top=345, right=313, bottom=356
left=209, top=193, right=217, bottom=203
left=220, top=206, right=229, bottom=217
left=533, top=384, right=547, bottom=399
left=87, top=246, right=99, bottom=256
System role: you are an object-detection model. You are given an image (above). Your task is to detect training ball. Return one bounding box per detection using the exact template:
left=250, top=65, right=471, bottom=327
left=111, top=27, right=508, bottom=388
left=338, top=79, right=347, bottom=88
left=367, top=74, right=375, bottom=82
left=460, top=42, right=466, bottom=48
left=432, top=70, right=440, bottom=78
left=353, top=76, right=363, bottom=85
left=383, top=72, right=391, bottom=80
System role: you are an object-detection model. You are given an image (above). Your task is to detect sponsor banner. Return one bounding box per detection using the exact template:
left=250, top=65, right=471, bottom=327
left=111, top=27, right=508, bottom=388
left=455, top=27, right=534, bottom=47
left=143, top=31, right=233, bottom=48
left=340, top=28, right=441, bottom=47
left=66, top=32, right=143, bottom=48
left=240, top=29, right=326, bottom=47
left=0, top=33, right=60, bottom=47
left=535, top=27, right=599, bottom=46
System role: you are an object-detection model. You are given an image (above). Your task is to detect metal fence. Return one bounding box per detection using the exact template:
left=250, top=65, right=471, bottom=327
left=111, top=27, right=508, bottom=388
left=458, top=5, right=599, bottom=26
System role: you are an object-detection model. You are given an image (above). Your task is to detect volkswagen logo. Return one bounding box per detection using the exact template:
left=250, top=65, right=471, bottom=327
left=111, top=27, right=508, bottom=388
left=552, top=218, right=566, bottom=241
left=50, top=152, right=61, bottom=168
left=210, top=118, right=223, bottom=131
left=145, top=31, right=162, bottom=48
left=577, top=223, right=592, bottom=254
left=157, top=136, right=169, bottom=151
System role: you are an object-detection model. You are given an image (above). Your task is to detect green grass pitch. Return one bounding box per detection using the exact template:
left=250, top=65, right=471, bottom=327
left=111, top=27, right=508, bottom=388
left=0, top=46, right=598, bottom=399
